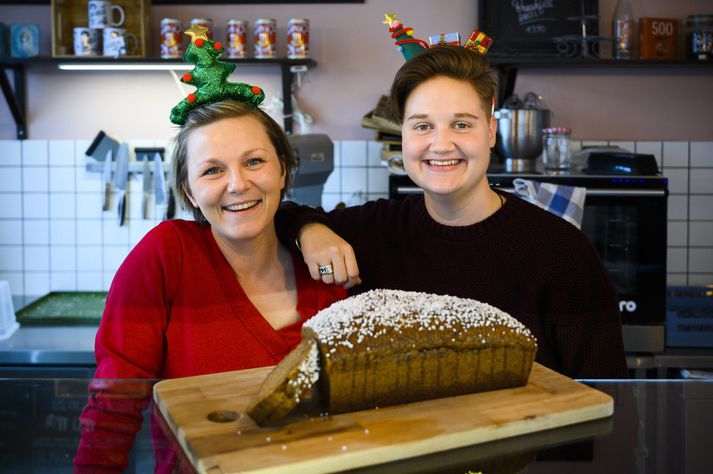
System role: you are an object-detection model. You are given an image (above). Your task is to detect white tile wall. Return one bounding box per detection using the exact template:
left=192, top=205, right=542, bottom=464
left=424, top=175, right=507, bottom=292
left=0, top=138, right=711, bottom=300
left=0, top=138, right=172, bottom=297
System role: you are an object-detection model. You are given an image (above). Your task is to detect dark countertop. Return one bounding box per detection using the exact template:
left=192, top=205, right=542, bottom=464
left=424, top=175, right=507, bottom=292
left=1, top=378, right=711, bottom=473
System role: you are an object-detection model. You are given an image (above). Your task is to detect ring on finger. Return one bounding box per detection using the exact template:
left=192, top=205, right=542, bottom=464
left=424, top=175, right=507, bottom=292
left=318, top=264, right=334, bottom=276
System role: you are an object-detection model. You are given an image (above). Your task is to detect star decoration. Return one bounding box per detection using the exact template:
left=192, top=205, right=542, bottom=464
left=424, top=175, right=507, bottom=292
left=185, top=24, right=209, bottom=42
left=383, top=13, right=399, bottom=28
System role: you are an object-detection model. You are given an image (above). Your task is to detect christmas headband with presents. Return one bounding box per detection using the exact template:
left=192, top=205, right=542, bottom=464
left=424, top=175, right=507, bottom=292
left=382, top=12, right=493, bottom=61
left=383, top=13, right=495, bottom=114
left=170, top=24, right=265, bottom=126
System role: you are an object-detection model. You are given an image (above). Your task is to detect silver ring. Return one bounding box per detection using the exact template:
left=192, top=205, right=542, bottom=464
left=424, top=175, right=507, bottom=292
left=318, top=264, right=334, bottom=276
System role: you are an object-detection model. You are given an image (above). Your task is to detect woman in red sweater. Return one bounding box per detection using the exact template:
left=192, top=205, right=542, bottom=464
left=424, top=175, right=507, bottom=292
left=75, top=96, right=345, bottom=472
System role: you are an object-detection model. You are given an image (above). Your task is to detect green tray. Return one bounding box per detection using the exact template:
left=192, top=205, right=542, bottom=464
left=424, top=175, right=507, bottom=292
left=16, top=292, right=107, bottom=326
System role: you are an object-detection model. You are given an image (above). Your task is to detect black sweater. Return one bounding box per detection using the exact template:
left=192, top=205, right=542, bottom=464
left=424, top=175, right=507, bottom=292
left=276, top=192, right=628, bottom=379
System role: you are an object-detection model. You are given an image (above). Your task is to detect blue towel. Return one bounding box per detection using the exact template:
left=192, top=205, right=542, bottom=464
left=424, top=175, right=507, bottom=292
left=512, top=178, right=586, bottom=229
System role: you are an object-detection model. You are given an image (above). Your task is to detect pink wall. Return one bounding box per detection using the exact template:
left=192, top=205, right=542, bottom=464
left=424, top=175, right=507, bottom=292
left=1, top=0, right=711, bottom=141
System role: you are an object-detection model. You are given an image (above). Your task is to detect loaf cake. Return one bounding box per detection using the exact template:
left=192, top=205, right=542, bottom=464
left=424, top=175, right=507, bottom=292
left=247, top=289, right=537, bottom=425
left=245, top=338, right=320, bottom=425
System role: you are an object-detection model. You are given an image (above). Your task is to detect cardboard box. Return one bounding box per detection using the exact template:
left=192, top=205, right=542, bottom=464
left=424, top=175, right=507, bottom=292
left=51, top=0, right=150, bottom=57
left=639, top=17, right=678, bottom=60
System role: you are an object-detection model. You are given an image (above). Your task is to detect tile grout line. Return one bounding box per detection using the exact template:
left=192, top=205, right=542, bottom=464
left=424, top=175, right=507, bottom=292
left=47, top=141, right=53, bottom=291
left=685, top=141, right=691, bottom=286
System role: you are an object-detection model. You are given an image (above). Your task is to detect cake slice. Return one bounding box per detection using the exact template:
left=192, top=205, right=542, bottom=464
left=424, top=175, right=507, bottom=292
left=245, top=337, right=320, bottom=425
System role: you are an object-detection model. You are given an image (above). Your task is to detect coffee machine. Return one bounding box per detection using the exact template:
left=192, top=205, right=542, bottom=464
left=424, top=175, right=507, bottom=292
left=286, top=134, right=334, bottom=207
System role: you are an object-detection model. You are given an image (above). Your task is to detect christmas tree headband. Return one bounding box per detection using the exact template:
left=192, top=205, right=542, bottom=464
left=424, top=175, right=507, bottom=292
left=382, top=13, right=493, bottom=61
left=170, top=24, right=265, bottom=126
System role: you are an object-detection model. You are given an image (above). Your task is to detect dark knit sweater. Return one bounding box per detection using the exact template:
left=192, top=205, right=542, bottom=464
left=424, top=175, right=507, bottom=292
left=276, top=192, right=628, bottom=379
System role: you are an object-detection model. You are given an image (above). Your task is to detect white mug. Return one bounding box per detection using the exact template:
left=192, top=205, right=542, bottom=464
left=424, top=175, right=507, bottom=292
left=73, top=27, right=100, bottom=56
left=88, top=0, right=125, bottom=29
left=102, top=27, right=138, bottom=57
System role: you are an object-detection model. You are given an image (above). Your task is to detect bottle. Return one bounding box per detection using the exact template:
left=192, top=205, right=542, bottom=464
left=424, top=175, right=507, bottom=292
left=612, top=0, right=636, bottom=59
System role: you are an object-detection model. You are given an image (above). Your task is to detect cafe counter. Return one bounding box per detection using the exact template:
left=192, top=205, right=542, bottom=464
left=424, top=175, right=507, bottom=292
left=0, top=377, right=711, bottom=473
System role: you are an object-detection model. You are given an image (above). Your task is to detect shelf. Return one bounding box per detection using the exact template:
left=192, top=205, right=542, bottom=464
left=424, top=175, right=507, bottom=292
left=488, top=57, right=713, bottom=67
left=0, top=56, right=317, bottom=66
left=0, top=57, right=317, bottom=139
left=489, top=56, right=713, bottom=108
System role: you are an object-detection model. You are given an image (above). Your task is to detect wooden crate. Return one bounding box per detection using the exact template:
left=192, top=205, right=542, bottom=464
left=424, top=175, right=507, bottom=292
left=51, top=0, right=151, bottom=57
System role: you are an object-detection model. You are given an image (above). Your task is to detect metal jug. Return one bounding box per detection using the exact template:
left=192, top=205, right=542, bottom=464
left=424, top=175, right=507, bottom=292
left=494, top=109, right=551, bottom=172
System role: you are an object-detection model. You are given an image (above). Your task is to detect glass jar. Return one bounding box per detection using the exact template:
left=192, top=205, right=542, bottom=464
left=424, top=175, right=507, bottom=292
left=683, top=15, right=713, bottom=61
left=542, top=127, right=572, bottom=171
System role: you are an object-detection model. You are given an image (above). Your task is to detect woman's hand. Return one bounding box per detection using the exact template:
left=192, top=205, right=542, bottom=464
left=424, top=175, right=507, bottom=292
left=298, top=223, right=362, bottom=289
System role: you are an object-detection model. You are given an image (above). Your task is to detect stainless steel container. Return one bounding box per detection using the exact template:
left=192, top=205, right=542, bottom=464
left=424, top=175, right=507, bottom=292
left=494, top=109, right=551, bottom=172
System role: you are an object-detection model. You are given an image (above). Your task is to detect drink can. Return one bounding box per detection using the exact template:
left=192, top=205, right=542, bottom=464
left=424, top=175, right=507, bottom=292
left=226, top=19, right=248, bottom=58
left=287, top=18, right=309, bottom=58
left=254, top=18, right=277, bottom=58
left=160, top=18, right=182, bottom=59
left=190, top=18, right=213, bottom=40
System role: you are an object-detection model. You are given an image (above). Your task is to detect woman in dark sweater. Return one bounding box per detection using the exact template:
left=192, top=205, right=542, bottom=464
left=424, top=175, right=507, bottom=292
left=277, top=45, right=628, bottom=379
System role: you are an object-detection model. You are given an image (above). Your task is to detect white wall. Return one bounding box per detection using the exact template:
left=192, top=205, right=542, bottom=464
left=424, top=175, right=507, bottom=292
left=1, top=0, right=712, bottom=141
left=1, top=137, right=711, bottom=300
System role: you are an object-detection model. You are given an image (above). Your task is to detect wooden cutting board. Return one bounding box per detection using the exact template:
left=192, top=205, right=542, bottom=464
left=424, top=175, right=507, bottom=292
left=153, top=362, right=612, bottom=474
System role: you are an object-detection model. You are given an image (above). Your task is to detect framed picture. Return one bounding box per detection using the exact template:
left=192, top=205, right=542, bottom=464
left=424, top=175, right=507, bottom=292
left=479, top=0, right=598, bottom=57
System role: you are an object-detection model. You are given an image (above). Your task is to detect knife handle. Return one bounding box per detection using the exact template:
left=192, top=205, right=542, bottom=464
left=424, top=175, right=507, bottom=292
left=118, top=194, right=126, bottom=226
left=102, top=183, right=112, bottom=211
left=167, top=188, right=176, bottom=219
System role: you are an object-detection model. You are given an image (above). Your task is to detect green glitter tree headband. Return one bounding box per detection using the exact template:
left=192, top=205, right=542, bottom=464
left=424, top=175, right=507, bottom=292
left=170, top=24, right=265, bottom=125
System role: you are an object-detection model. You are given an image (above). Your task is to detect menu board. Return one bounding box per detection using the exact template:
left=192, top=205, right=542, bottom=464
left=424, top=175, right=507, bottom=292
left=479, top=0, right=599, bottom=56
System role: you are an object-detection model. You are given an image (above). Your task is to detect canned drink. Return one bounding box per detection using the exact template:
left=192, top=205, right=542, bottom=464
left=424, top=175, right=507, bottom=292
left=254, top=18, right=277, bottom=58
left=287, top=18, right=309, bottom=58
left=160, top=18, right=182, bottom=58
left=190, top=18, right=213, bottom=40
left=226, top=19, right=248, bottom=58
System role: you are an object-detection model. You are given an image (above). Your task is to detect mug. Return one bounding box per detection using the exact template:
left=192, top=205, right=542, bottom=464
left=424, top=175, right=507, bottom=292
left=102, top=27, right=138, bottom=57
left=88, top=0, right=125, bottom=29
left=73, top=27, right=100, bottom=56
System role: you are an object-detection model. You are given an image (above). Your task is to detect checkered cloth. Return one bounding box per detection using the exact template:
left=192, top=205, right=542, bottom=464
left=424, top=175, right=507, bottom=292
left=512, top=178, right=586, bottom=229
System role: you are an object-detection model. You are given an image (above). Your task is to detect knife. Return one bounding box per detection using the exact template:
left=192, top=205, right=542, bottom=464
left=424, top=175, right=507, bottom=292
left=101, top=148, right=113, bottom=211
left=165, top=164, right=176, bottom=219
left=114, top=143, right=130, bottom=226
left=153, top=152, right=168, bottom=221
left=141, top=157, right=153, bottom=219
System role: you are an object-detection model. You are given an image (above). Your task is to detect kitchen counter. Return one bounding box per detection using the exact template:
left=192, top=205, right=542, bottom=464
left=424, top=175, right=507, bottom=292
left=0, top=326, right=97, bottom=366
left=0, top=377, right=711, bottom=473
left=0, top=293, right=99, bottom=370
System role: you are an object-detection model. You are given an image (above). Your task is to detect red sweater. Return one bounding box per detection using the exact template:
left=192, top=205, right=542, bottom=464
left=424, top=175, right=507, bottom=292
left=74, top=220, right=345, bottom=472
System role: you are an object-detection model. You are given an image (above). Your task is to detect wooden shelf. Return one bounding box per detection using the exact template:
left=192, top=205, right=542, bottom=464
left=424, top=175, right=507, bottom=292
left=0, top=57, right=317, bottom=139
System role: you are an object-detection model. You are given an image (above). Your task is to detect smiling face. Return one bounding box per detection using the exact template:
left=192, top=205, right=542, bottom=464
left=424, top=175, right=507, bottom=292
left=401, top=76, right=497, bottom=209
left=184, top=115, right=286, bottom=247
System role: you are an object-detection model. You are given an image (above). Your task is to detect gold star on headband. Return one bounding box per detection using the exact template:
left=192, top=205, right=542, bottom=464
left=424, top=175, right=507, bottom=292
left=185, top=24, right=209, bottom=42
left=383, top=12, right=399, bottom=27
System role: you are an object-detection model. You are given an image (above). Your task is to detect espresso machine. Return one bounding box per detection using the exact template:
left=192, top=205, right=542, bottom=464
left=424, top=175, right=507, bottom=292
left=286, top=134, right=334, bottom=207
